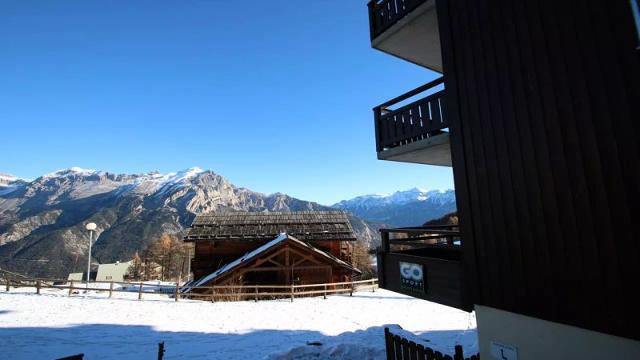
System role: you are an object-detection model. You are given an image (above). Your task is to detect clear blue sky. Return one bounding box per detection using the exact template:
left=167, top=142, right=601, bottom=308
left=0, top=1, right=453, bottom=205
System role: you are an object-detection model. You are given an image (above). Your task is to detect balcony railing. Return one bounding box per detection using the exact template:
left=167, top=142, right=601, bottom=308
left=379, top=225, right=460, bottom=253
left=367, top=0, right=427, bottom=40
left=376, top=225, right=468, bottom=310
left=374, top=77, right=447, bottom=153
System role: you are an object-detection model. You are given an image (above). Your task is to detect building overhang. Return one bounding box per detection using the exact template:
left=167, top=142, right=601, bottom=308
left=377, top=132, right=451, bottom=166
left=369, top=0, right=442, bottom=72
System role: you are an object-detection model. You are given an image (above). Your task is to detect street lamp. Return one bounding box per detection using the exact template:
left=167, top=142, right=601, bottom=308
left=85, top=222, right=97, bottom=289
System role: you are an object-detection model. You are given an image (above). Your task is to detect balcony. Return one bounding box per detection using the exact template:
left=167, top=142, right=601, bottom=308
left=376, top=225, right=467, bottom=310
left=374, top=77, right=451, bottom=166
left=368, top=0, right=442, bottom=72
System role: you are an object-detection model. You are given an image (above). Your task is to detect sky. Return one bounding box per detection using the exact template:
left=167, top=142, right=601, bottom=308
left=0, top=1, right=453, bottom=205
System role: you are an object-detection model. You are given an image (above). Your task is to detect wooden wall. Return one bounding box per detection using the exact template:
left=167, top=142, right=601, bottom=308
left=192, top=240, right=351, bottom=280
left=437, top=0, right=640, bottom=340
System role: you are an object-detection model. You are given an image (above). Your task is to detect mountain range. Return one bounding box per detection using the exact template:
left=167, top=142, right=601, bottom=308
left=0, top=167, right=380, bottom=278
left=0, top=167, right=455, bottom=278
left=332, top=188, right=456, bottom=227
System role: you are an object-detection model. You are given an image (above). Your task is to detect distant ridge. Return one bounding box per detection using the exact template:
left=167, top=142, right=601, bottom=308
left=333, top=188, right=456, bottom=227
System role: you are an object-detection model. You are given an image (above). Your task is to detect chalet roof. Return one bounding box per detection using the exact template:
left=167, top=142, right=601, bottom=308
left=184, top=211, right=357, bottom=242
left=181, top=233, right=361, bottom=293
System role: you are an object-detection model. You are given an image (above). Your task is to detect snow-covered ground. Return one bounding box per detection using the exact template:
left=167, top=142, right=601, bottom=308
left=0, top=287, right=477, bottom=359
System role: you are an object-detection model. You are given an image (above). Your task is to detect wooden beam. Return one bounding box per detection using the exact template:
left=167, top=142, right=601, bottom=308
left=292, top=254, right=319, bottom=267
left=287, top=247, right=324, bottom=265
left=239, top=265, right=334, bottom=273
left=253, top=248, right=288, bottom=268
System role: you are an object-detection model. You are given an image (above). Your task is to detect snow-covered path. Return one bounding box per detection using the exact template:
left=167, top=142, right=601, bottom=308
left=0, top=288, right=477, bottom=359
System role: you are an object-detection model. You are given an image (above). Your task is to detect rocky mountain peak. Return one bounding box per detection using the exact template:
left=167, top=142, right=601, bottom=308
left=0, top=167, right=379, bottom=278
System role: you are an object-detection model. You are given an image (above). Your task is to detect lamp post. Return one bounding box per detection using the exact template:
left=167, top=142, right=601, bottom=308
left=85, top=222, right=97, bottom=289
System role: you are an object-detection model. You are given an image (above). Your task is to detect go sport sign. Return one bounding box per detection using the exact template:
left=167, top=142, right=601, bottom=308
left=399, top=262, right=425, bottom=293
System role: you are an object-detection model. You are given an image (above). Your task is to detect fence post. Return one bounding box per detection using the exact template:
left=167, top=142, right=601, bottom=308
left=401, top=338, right=410, bottom=360
left=138, top=282, right=143, bottom=300
left=323, top=284, right=327, bottom=299
left=384, top=328, right=394, bottom=360
left=174, top=283, right=179, bottom=302
left=210, top=286, right=215, bottom=303
left=36, top=279, right=41, bottom=295
left=109, top=281, right=114, bottom=298
left=393, top=335, right=403, bottom=360
left=372, top=278, right=376, bottom=292
left=157, top=341, right=165, bottom=360
left=68, top=280, right=74, bottom=296
left=425, top=347, right=435, bottom=359
left=5, top=277, right=9, bottom=292
left=409, top=342, right=418, bottom=359
left=254, top=286, right=258, bottom=302
left=350, top=281, right=354, bottom=296
left=290, top=284, right=294, bottom=302
left=417, top=344, right=426, bottom=360
left=454, top=345, right=463, bottom=360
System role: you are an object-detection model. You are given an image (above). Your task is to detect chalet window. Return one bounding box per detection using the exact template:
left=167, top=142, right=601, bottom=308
left=632, top=0, right=640, bottom=48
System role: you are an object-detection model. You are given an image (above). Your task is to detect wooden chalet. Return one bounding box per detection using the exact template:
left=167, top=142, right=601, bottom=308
left=182, top=233, right=360, bottom=294
left=182, top=211, right=361, bottom=292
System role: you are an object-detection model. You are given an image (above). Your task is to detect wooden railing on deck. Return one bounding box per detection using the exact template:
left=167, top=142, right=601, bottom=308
left=368, top=0, right=427, bottom=40
left=374, top=78, right=447, bottom=152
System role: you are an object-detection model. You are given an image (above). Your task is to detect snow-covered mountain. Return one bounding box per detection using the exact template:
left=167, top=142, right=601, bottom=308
left=333, top=188, right=456, bottom=227
left=0, top=173, right=29, bottom=195
left=0, top=167, right=378, bottom=278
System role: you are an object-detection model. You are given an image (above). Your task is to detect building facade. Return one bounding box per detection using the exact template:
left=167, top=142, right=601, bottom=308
left=368, top=0, right=640, bottom=358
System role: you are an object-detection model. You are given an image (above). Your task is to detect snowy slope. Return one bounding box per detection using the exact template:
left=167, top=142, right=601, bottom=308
left=0, top=288, right=477, bottom=360
left=0, top=173, right=28, bottom=195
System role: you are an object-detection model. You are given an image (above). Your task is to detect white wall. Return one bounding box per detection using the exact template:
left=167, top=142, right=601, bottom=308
left=476, top=305, right=640, bottom=360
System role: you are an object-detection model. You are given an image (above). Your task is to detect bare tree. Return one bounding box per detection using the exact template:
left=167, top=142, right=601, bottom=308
left=126, top=252, right=143, bottom=280
left=352, top=241, right=375, bottom=279
left=143, top=234, right=189, bottom=281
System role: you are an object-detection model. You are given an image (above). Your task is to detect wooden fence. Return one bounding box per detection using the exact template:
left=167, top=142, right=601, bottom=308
left=0, top=274, right=378, bottom=303
left=384, top=327, right=479, bottom=360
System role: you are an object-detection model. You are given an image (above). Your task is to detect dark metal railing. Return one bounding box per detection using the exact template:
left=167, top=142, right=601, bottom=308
left=374, top=77, right=447, bottom=152
left=379, top=224, right=460, bottom=253
left=367, top=0, right=427, bottom=40
left=376, top=225, right=465, bottom=309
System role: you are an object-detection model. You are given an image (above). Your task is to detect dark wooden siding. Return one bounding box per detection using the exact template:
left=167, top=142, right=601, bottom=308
left=437, top=0, right=640, bottom=340
left=379, top=251, right=464, bottom=309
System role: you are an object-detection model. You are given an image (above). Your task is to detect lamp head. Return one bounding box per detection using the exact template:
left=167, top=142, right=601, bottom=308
left=85, top=222, right=97, bottom=231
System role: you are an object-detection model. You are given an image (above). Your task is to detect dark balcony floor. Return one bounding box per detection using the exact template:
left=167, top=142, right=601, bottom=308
left=378, top=132, right=451, bottom=166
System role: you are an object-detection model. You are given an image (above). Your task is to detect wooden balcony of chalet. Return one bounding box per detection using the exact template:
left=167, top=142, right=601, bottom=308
left=368, top=0, right=442, bottom=72
left=374, top=77, right=451, bottom=166
left=376, top=225, right=468, bottom=310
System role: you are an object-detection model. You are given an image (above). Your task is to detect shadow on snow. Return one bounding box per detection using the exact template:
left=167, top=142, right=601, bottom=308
left=0, top=323, right=472, bottom=360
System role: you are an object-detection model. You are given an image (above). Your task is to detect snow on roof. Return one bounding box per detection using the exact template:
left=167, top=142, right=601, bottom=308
left=182, top=233, right=359, bottom=293
left=182, top=233, right=289, bottom=293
